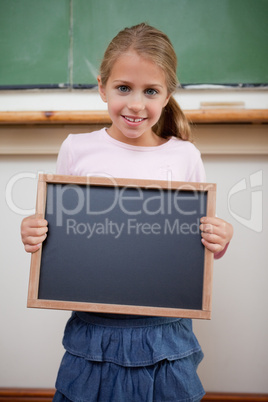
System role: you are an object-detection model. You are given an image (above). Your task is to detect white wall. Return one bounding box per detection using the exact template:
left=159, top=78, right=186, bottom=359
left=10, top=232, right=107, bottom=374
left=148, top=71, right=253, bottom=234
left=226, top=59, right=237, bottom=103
left=195, top=155, right=268, bottom=393
left=0, top=88, right=267, bottom=111
left=1, top=155, right=69, bottom=387
left=0, top=89, right=267, bottom=392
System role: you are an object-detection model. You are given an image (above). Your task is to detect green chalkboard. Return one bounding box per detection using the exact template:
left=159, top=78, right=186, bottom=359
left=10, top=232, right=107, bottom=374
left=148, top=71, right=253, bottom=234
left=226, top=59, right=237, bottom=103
left=0, top=0, right=70, bottom=88
left=0, top=0, right=267, bottom=88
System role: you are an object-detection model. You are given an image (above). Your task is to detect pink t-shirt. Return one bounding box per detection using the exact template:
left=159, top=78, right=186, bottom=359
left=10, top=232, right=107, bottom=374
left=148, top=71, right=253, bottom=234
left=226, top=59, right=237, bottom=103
left=56, top=128, right=227, bottom=258
left=56, top=128, right=206, bottom=183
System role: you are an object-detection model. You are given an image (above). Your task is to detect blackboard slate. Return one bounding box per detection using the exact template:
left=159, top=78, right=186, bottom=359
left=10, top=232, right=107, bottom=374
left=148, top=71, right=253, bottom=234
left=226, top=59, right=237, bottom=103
left=38, top=183, right=206, bottom=310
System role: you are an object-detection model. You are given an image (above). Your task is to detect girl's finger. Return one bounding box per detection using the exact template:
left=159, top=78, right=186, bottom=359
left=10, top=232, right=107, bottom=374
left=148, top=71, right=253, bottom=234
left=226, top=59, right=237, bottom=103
left=24, top=243, right=42, bottom=253
left=201, top=238, right=223, bottom=253
left=25, top=233, right=47, bottom=246
left=199, top=223, right=224, bottom=238
left=201, top=231, right=224, bottom=246
left=26, top=226, right=48, bottom=237
left=200, top=216, right=223, bottom=227
left=199, top=223, right=214, bottom=234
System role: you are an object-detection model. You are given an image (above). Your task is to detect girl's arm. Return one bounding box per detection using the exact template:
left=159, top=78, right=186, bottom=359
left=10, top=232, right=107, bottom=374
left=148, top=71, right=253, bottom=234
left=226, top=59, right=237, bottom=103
left=21, top=136, right=69, bottom=254
left=21, top=215, right=48, bottom=253
left=199, top=217, right=233, bottom=258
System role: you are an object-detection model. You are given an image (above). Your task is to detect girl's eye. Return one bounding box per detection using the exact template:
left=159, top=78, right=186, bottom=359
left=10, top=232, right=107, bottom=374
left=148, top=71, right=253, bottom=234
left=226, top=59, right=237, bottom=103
left=118, top=85, right=130, bottom=93
left=145, top=88, right=158, bottom=96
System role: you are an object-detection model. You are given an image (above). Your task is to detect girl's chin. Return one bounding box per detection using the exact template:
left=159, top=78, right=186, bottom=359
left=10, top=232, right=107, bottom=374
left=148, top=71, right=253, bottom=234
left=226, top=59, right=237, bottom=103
left=111, top=128, right=144, bottom=139
left=108, top=125, right=156, bottom=145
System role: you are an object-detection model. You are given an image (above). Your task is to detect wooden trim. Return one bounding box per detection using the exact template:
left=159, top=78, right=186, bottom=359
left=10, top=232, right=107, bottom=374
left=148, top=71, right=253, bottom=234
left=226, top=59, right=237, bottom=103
left=0, top=388, right=55, bottom=401
left=202, top=184, right=216, bottom=312
left=203, top=393, right=268, bottom=401
left=0, top=389, right=267, bottom=401
left=0, top=109, right=267, bottom=124
left=27, top=179, right=47, bottom=302
left=187, top=109, right=268, bottom=124
left=0, top=111, right=111, bottom=125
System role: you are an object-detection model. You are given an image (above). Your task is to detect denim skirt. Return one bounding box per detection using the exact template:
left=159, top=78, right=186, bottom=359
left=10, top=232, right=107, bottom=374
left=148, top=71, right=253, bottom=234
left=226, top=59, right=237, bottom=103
left=53, top=312, right=205, bottom=402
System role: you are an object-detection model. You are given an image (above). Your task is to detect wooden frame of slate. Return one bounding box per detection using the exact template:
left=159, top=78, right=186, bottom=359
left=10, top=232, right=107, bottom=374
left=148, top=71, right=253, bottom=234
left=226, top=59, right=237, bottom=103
left=27, top=174, right=216, bottom=319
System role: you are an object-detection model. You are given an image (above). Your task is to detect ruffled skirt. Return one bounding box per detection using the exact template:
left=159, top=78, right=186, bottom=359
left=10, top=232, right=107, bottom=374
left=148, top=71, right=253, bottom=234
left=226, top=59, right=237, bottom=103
left=53, top=312, right=205, bottom=402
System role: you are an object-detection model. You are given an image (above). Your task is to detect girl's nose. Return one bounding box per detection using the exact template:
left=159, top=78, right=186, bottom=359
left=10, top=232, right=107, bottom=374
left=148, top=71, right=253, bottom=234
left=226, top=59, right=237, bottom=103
left=127, top=93, right=145, bottom=113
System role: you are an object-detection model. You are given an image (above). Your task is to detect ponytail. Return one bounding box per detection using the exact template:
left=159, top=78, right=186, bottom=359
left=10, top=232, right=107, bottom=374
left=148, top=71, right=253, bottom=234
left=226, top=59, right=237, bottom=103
left=153, top=96, right=192, bottom=142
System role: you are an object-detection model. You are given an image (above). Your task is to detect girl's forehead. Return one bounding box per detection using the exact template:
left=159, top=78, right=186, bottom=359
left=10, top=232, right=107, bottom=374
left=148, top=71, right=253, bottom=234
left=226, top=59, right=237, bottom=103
left=109, top=51, right=167, bottom=83
left=113, top=50, right=154, bottom=67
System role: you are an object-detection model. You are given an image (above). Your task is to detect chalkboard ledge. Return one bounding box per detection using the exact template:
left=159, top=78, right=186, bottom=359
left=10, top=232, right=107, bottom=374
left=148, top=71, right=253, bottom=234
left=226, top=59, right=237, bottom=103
left=0, top=109, right=267, bottom=124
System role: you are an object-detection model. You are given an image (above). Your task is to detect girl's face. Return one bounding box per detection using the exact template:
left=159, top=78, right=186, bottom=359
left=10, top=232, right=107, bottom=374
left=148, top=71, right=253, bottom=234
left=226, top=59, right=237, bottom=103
left=98, top=51, right=170, bottom=146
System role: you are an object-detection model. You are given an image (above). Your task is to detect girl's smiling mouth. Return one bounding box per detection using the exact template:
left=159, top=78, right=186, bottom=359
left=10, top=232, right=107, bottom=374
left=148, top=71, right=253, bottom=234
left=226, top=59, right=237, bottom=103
left=122, top=115, right=147, bottom=123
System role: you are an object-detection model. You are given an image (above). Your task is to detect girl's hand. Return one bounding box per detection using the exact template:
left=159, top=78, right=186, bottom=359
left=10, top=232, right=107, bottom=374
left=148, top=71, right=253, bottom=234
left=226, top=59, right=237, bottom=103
left=199, top=216, right=233, bottom=255
left=21, top=214, right=48, bottom=253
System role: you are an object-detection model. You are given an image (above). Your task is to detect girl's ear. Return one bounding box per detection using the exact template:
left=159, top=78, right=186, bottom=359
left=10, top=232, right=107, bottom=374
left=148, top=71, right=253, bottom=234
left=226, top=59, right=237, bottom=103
left=163, top=93, right=171, bottom=107
left=97, top=75, right=107, bottom=102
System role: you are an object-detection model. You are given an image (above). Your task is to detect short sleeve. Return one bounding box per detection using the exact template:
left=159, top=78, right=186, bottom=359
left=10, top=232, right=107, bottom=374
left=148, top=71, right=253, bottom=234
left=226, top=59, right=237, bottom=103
left=56, top=135, right=73, bottom=175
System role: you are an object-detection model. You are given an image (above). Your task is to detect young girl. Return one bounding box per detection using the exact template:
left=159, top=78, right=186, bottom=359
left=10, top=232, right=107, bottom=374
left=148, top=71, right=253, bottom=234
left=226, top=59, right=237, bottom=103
left=21, top=23, right=233, bottom=402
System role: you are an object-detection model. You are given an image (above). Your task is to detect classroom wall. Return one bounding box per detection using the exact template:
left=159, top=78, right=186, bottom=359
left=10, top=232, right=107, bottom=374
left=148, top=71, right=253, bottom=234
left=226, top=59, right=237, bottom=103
left=0, top=89, right=267, bottom=392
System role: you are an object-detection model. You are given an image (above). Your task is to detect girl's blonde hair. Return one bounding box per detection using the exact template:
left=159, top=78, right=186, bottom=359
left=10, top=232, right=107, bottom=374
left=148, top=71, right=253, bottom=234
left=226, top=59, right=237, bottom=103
left=99, top=23, right=191, bottom=141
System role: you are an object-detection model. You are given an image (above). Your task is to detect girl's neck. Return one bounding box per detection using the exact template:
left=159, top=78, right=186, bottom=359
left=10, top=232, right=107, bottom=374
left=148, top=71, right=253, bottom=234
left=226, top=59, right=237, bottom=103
left=106, top=126, right=168, bottom=147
